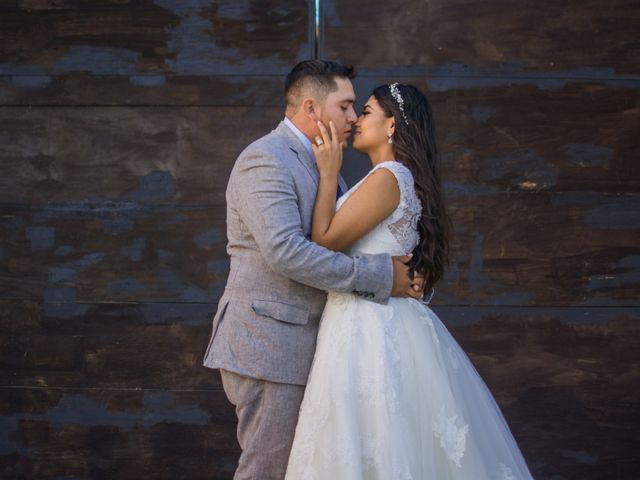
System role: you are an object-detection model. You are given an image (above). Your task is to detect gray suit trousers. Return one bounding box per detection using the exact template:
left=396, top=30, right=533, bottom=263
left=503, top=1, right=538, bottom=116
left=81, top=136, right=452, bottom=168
left=220, top=369, right=305, bottom=480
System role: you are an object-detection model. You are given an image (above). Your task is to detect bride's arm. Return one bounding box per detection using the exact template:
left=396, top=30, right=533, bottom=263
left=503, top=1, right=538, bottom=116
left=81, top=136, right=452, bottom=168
left=311, top=121, right=400, bottom=252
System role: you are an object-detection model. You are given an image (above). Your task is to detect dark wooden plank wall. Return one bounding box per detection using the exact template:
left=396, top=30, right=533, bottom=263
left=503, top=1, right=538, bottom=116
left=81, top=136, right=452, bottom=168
left=1, top=1, right=310, bottom=479
left=0, top=0, right=638, bottom=478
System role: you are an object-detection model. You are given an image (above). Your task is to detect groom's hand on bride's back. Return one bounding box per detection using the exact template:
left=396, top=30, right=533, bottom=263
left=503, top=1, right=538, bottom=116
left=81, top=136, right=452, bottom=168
left=391, top=254, right=425, bottom=299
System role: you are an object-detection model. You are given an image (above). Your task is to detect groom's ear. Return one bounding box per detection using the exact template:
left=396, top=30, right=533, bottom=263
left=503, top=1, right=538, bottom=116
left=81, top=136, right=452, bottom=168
left=302, top=98, right=319, bottom=121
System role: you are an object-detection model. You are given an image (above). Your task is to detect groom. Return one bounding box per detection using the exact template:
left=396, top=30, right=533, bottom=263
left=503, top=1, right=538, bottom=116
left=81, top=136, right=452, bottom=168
left=203, top=60, right=425, bottom=479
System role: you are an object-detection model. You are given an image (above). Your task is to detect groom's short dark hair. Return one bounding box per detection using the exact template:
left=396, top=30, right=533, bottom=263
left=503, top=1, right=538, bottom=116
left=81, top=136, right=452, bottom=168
left=285, top=60, right=356, bottom=108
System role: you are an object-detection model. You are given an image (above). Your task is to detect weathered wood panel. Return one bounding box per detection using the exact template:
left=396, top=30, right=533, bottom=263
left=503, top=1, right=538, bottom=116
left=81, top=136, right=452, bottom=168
left=0, top=1, right=314, bottom=478
left=0, top=386, right=239, bottom=479
left=0, top=204, right=230, bottom=303
left=1, top=91, right=635, bottom=306
left=1, top=82, right=637, bottom=207
left=447, top=311, right=639, bottom=479
left=0, top=107, right=282, bottom=205
left=443, top=192, right=640, bottom=306
left=0, top=0, right=311, bottom=108
left=0, top=0, right=311, bottom=76
left=1, top=303, right=638, bottom=478
left=2, top=192, right=638, bottom=305
left=321, top=0, right=640, bottom=74
left=0, top=299, right=218, bottom=389
left=0, top=74, right=286, bottom=106
left=2, top=297, right=638, bottom=385
left=350, top=78, right=640, bottom=194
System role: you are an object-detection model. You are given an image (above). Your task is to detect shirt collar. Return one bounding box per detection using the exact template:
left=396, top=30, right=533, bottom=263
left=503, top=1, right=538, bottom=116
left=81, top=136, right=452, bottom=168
left=283, top=117, right=315, bottom=162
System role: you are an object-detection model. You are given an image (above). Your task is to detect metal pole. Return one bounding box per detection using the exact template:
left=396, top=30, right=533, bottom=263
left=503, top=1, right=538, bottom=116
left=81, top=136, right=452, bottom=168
left=314, top=0, right=321, bottom=59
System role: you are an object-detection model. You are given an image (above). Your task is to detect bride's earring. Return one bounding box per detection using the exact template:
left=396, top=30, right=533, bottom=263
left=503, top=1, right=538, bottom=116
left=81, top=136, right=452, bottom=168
left=387, top=133, right=393, bottom=144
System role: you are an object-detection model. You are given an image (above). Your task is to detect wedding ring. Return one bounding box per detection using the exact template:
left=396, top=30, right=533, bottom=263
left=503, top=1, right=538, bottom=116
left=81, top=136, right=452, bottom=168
left=316, top=138, right=324, bottom=146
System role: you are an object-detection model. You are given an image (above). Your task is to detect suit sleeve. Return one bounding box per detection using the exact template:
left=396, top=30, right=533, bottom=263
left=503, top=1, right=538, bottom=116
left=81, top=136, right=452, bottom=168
left=231, top=148, right=393, bottom=304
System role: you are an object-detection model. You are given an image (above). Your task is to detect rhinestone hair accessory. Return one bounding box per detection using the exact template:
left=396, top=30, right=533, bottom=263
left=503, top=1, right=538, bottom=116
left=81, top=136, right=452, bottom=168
left=389, top=82, right=409, bottom=125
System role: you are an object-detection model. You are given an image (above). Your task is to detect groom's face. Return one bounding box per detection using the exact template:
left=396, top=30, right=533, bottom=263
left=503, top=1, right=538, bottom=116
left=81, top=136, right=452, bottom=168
left=316, top=77, right=358, bottom=145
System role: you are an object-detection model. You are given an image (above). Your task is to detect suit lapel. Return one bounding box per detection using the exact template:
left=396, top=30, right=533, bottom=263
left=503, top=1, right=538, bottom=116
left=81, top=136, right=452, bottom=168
left=275, top=121, right=319, bottom=188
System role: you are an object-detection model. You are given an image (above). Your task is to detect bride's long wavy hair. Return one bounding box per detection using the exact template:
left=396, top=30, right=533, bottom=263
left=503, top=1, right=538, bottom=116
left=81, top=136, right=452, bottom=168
left=373, top=83, right=453, bottom=295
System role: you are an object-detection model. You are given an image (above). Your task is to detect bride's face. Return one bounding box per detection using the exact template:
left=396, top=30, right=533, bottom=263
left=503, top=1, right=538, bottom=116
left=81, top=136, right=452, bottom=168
left=352, top=95, right=393, bottom=153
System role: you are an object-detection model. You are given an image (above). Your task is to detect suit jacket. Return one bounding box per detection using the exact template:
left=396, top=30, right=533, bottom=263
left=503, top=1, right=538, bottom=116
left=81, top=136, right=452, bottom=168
left=202, top=120, right=393, bottom=385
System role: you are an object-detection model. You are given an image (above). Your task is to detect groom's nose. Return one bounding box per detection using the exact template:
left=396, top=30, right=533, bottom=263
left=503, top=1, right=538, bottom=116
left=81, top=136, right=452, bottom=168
left=347, top=106, right=358, bottom=124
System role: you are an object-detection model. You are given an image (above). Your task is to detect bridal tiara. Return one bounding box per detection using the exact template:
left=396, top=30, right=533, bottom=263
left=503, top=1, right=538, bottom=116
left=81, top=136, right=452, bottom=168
left=389, top=82, right=409, bottom=126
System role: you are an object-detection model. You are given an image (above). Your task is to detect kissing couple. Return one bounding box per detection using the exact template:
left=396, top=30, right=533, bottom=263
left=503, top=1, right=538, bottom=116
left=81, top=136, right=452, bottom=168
left=203, top=60, right=534, bottom=479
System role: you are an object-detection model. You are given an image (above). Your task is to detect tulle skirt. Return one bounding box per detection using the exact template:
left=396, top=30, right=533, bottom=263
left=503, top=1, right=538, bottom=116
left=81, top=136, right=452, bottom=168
left=285, top=292, right=535, bottom=480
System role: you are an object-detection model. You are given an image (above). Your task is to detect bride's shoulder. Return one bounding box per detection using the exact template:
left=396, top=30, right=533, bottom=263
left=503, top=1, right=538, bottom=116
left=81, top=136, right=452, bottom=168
left=348, top=161, right=412, bottom=203
left=370, top=161, right=414, bottom=191
left=372, top=160, right=413, bottom=178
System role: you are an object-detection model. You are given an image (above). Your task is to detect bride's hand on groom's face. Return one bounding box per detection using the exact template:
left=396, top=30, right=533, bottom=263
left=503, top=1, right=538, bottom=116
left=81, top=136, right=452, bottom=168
left=311, top=120, right=343, bottom=179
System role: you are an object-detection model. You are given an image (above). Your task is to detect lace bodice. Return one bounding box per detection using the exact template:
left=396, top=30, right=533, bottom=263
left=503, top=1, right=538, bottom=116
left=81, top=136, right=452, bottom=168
left=337, top=160, right=422, bottom=256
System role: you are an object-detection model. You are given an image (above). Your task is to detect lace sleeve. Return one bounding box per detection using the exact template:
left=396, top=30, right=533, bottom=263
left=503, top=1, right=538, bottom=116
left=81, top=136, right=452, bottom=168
left=372, top=161, right=422, bottom=252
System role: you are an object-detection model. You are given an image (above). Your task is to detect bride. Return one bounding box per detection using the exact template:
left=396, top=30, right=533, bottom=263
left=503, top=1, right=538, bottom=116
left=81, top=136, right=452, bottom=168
left=284, top=83, right=535, bottom=479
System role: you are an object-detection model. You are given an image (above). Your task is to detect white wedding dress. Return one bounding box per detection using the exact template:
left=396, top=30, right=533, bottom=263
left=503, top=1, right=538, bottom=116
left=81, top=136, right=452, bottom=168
left=285, top=161, right=535, bottom=480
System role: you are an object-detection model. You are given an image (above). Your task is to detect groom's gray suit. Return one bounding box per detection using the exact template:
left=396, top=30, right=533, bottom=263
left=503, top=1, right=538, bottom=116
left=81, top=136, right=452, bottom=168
left=203, top=120, right=393, bottom=479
